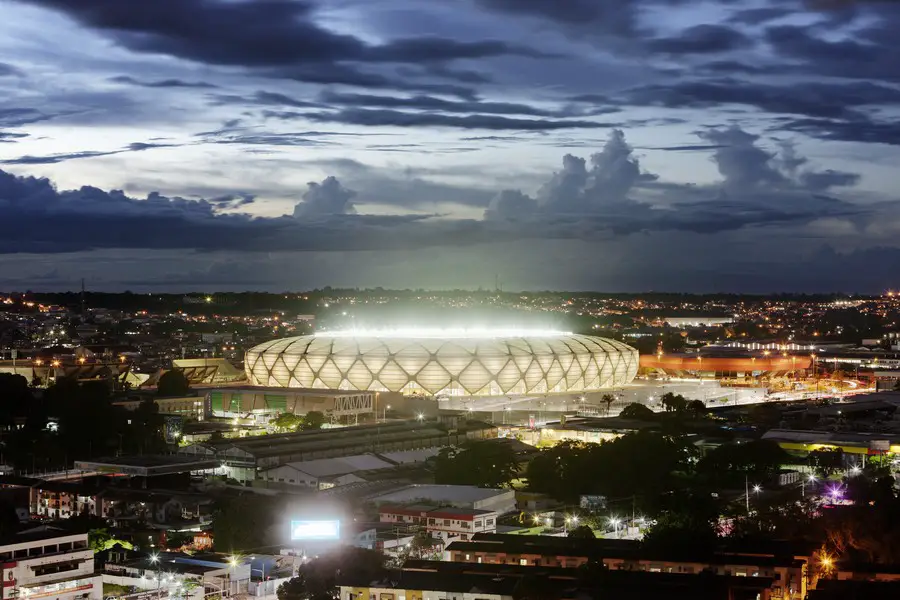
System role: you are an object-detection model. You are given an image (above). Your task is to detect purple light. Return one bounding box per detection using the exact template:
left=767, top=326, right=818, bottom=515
left=829, top=486, right=843, bottom=499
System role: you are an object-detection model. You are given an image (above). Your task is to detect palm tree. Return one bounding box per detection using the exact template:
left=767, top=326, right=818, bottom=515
left=601, top=393, right=616, bottom=415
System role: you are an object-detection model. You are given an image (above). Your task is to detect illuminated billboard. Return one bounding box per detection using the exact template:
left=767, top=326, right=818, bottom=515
left=290, top=520, right=341, bottom=541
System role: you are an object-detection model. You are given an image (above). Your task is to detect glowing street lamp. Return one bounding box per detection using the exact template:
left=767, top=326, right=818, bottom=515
left=609, top=516, right=621, bottom=538
left=416, top=413, right=425, bottom=422
left=802, top=474, right=817, bottom=497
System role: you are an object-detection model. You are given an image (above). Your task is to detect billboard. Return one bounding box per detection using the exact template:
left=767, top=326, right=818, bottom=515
left=290, top=520, right=341, bottom=541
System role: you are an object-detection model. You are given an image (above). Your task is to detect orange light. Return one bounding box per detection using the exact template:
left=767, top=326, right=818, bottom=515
left=34, top=359, right=43, bottom=366
left=51, top=360, right=60, bottom=368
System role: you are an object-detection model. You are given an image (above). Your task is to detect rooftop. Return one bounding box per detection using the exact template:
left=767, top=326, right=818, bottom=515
left=368, top=484, right=511, bottom=506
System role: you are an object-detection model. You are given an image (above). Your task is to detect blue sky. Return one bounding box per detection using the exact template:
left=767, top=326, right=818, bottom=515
left=1, top=0, right=899, bottom=292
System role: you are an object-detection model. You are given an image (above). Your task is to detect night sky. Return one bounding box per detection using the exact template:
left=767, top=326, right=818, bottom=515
left=1, top=0, right=899, bottom=293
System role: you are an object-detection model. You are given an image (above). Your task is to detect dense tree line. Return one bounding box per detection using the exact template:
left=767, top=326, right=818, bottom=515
left=0, top=373, right=166, bottom=471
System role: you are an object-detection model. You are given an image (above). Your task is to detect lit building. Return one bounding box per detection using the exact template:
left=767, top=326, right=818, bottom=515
left=0, top=529, right=102, bottom=600
left=245, top=330, right=638, bottom=397
left=378, top=504, right=498, bottom=543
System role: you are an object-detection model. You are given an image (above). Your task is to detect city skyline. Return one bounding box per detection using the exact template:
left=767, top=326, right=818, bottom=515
left=2, top=0, right=900, bottom=292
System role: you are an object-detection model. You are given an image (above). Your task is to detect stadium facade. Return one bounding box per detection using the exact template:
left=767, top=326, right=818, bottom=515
left=245, top=330, right=639, bottom=397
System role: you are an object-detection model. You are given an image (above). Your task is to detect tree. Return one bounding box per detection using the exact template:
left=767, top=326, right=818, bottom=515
left=642, top=499, right=719, bottom=556
left=620, top=402, right=655, bottom=420
left=0, top=373, right=32, bottom=428
left=808, top=448, right=844, bottom=478
left=601, top=394, right=616, bottom=416
left=526, top=432, right=698, bottom=511
left=660, top=392, right=688, bottom=413
left=433, top=441, right=520, bottom=488
left=277, top=547, right=386, bottom=600
left=747, top=403, right=782, bottom=427
left=686, top=399, right=707, bottom=417
left=271, top=413, right=303, bottom=433
left=157, top=369, right=190, bottom=397
left=697, top=439, right=789, bottom=487
left=89, top=528, right=134, bottom=552
left=300, top=411, right=326, bottom=431
left=212, top=495, right=280, bottom=552
left=568, top=525, right=595, bottom=539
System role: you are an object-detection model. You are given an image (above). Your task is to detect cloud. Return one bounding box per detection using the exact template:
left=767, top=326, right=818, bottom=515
left=0, top=132, right=29, bottom=143
left=484, top=126, right=875, bottom=238
left=473, top=0, right=640, bottom=38
left=647, top=24, right=754, bottom=55
left=0, top=141, right=183, bottom=165
left=293, top=177, right=357, bottom=218
left=484, top=190, right=537, bottom=220
left=108, top=75, right=217, bottom=89
left=622, top=79, right=900, bottom=120
left=21, top=0, right=551, bottom=75
left=798, top=169, right=861, bottom=191
left=303, top=108, right=610, bottom=130
left=0, top=63, right=24, bottom=77
left=318, top=91, right=584, bottom=118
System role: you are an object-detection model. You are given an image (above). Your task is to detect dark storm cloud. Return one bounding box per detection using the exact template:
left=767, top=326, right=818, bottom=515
left=108, top=75, right=218, bottom=89
left=209, top=92, right=322, bottom=110
left=0, top=141, right=184, bottom=165
left=0, top=132, right=29, bottom=143
left=0, top=150, right=125, bottom=165
left=473, top=0, right=640, bottom=36
left=764, top=23, right=899, bottom=82
left=318, top=91, right=582, bottom=118
left=0, top=168, right=449, bottom=254
left=0, top=63, right=24, bottom=77
left=798, top=170, right=861, bottom=191
left=0, top=108, right=56, bottom=128
left=622, top=79, right=900, bottom=119
left=19, top=0, right=550, bottom=71
left=278, top=65, right=480, bottom=99
left=779, top=117, right=900, bottom=146
left=646, top=24, right=753, bottom=55
left=302, top=109, right=610, bottom=131
left=727, top=7, right=794, bottom=25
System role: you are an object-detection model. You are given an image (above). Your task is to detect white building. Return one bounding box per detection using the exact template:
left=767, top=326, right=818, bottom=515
left=378, top=505, right=498, bottom=543
left=259, top=454, right=394, bottom=489
left=0, top=529, right=102, bottom=600
left=368, top=485, right=516, bottom=515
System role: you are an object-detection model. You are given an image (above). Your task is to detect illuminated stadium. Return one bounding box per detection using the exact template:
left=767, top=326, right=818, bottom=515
left=245, top=329, right=639, bottom=397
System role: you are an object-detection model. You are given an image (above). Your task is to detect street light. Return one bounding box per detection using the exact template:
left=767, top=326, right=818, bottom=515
left=609, top=516, right=621, bottom=539
left=383, top=404, right=391, bottom=422
left=416, top=413, right=425, bottom=422
left=803, top=474, right=817, bottom=497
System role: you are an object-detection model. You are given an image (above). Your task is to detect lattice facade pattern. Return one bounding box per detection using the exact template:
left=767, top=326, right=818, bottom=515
left=245, top=334, right=639, bottom=396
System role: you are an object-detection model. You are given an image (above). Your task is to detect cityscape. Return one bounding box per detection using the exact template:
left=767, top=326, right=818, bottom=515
left=3, top=0, right=900, bottom=600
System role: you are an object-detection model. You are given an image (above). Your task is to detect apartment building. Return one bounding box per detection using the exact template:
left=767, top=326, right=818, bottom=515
left=0, top=529, right=102, bottom=600
left=445, top=535, right=811, bottom=600
left=378, top=505, right=497, bottom=543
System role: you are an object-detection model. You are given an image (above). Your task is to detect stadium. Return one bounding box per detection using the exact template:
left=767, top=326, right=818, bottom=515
left=245, top=329, right=639, bottom=397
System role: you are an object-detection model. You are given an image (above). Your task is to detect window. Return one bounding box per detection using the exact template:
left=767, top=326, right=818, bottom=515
left=460, top=522, right=469, bottom=529
left=444, top=519, right=450, bottom=526
left=519, top=559, right=527, bottom=566
left=428, top=518, right=435, bottom=525
left=486, top=519, right=494, bottom=526
left=465, top=554, right=471, bottom=561
left=474, top=520, right=482, bottom=527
